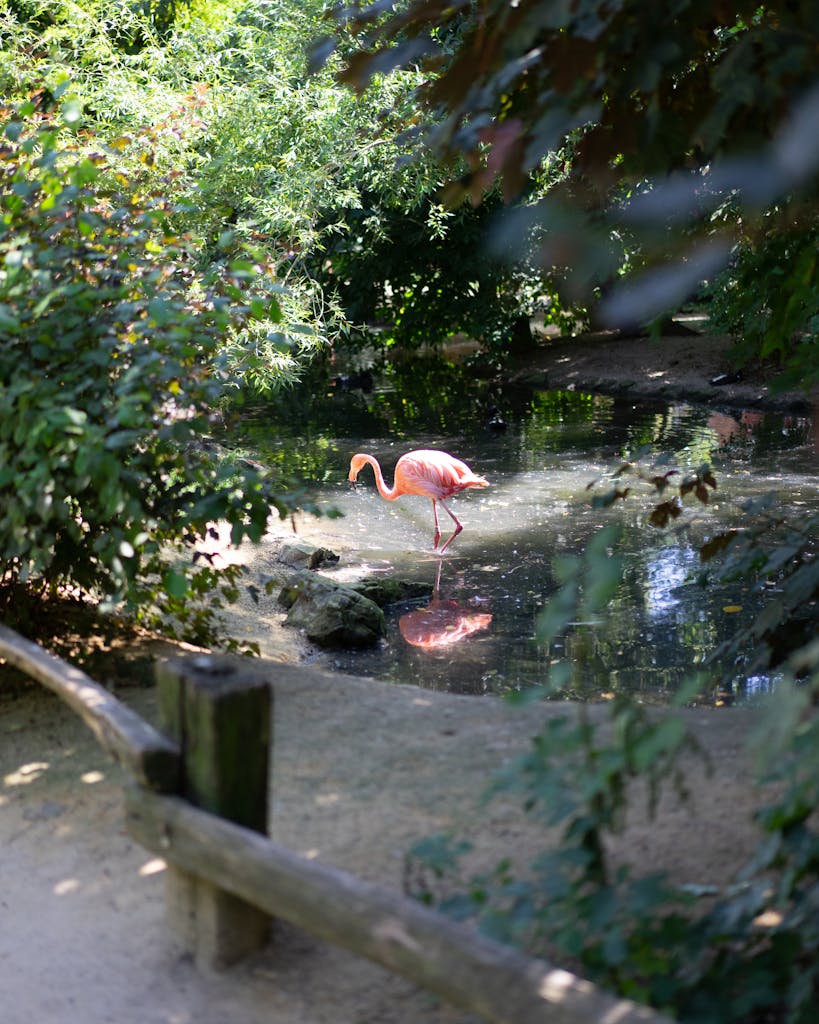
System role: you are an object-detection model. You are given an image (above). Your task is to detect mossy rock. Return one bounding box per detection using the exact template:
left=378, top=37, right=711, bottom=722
left=278, top=541, right=340, bottom=570
left=350, top=578, right=433, bottom=607
left=278, top=571, right=385, bottom=648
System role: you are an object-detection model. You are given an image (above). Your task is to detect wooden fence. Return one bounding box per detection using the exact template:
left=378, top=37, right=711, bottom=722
left=0, top=623, right=673, bottom=1024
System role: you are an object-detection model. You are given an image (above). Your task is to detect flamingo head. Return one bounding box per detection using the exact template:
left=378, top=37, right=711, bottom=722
left=348, top=453, right=370, bottom=485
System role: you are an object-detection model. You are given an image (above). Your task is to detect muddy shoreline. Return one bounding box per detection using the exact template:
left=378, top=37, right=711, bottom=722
left=511, top=330, right=814, bottom=414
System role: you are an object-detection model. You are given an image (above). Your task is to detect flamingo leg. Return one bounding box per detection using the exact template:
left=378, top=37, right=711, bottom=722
left=437, top=499, right=463, bottom=555
left=431, top=499, right=441, bottom=550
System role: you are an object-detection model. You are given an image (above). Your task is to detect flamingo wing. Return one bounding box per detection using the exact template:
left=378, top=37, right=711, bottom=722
left=394, top=450, right=488, bottom=499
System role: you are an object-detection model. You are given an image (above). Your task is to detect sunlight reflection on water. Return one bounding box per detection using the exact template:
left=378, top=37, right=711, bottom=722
left=644, top=546, right=697, bottom=617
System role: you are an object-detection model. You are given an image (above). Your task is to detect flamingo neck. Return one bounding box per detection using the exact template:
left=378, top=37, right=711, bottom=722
left=363, top=455, right=399, bottom=500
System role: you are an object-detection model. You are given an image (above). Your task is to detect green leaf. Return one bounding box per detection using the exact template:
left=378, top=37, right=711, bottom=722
left=73, top=159, right=99, bottom=186
left=3, top=121, right=23, bottom=141
left=631, top=717, right=686, bottom=772
left=61, top=99, right=83, bottom=125
left=0, top=305, right=20, bottom=332
left=163, top=569, right=189, bottom=600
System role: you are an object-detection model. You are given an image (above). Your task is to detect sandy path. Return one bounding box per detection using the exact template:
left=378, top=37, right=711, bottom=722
left=2, top=661, right=767, bottom=1024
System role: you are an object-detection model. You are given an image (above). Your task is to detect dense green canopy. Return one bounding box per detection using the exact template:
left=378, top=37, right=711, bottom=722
left=320, top=1, right=819, bottom=379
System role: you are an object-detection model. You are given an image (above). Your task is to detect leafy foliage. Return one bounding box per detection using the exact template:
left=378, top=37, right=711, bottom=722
left=408, top=524, right=819, bottom=1022
left=703, top=497, right=819, bottom=679
left=587, top=458, right=717, bottom=524
left=708, top=223, right=819, bottom=391
left=307, top=192, right=570, bottom=356
left=0, top=1, right=330, bottom=392
left=319, top=1, right=819, bottom=357
left=323, top=1, right=781, bottom=196
left=1, top=1, right=578, bottom=367
left=0, top=92, right=293, bottom=644
left=585, top=449, right=819, bottom=684
left=185, top=0, right=557, bottom=359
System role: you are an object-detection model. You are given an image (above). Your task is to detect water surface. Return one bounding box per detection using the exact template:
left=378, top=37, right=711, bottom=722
left=238, top=370, right=817, bottom=702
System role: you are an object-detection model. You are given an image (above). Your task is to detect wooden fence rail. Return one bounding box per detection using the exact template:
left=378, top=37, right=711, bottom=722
left=1, top=625, right=674, bottom=1024
left=127, top=787, right=667, bottom=1024
left=0, top=624, right=179, bottom=792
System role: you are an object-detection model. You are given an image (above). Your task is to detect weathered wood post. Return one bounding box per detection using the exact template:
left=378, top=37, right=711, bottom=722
left=155, top=653, right=272, bottom=968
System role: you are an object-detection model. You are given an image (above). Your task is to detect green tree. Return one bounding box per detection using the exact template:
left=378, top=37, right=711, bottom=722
left=306, top=191, right=567, bottom=356
left=0, top=1, right=330, bottom=393
left=318, top=1, right=819, bottom=374
left=4, top=0, right=549, bottom=366
left=0, top=91, right=294, bottom=645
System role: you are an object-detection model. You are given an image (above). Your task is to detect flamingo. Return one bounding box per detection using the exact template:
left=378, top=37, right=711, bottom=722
left=348, top=449, right=489, bottom=554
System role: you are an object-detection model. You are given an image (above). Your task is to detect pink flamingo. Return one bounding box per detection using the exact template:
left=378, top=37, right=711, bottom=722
left=348, top=449, right=489, bottom=554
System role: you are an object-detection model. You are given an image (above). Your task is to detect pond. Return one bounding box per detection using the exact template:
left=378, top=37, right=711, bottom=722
left=235, top=361, right=818, bottom=702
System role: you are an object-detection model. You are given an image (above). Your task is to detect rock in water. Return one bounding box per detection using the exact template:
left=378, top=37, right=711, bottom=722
left=278, top=541, right=340, bottom=570
left=278, top=571, right=385, bottom=647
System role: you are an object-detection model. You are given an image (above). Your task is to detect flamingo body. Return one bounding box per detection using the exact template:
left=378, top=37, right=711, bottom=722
left=348, top=449, right=489, bottom=554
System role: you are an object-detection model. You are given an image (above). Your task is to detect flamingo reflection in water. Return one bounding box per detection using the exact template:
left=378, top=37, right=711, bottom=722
left=399, top=562, right=492, bottom=650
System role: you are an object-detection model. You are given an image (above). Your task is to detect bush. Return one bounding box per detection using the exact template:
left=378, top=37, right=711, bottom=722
left=307, top=191, right=571, bottom=357
left=708, top=225, right=819, bottom=390
left=411, top=668, right=819, bottom=1022
left=0, top=91, right=291, bottom=645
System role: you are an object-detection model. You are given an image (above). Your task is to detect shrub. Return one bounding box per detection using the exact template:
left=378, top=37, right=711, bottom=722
left=0, top=91, right=291, bottom=645
left=708, top=226, right=819, bottom=391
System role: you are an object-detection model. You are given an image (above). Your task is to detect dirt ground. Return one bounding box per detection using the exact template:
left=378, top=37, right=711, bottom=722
left=1, top=330, right=812, bottom=1024
left=511, top=325, right=814, bottom=414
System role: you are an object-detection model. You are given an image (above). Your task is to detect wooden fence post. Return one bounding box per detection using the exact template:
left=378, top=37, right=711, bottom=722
left=155, top=653, right=272, bottom=968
